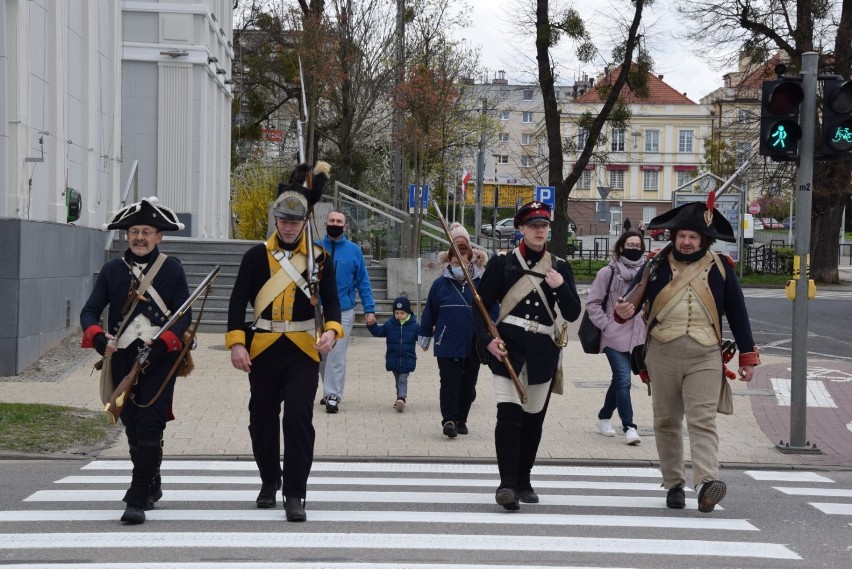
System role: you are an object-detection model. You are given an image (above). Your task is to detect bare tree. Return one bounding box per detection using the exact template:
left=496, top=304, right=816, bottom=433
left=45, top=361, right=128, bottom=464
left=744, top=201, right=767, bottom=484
left=673, top=0, right=852, bottom=283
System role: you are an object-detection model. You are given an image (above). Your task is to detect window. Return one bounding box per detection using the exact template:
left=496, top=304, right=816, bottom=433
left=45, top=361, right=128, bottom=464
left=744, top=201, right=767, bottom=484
left=611, top=128, right=625, bottom=152
left=499, top=111, right=509, bottom=121
left=643, top=170, right=659, bottom=191
left=644, top=129, right=660, bottom=153
left=521, top=133, right=533, bottom=145
left=642, top=206, right=657, bottom=223
left=522, top=111, right=533, bottom=123
left=577, top=128, right=589, bottom=150
left=523, top=89, right=534, bottom=101
left=554, top=90, right=562, bottom=100
left=498, top=132, right=510, bottom=143
left=676, top=170, right=694, bottom=187
left=736, top=141, right=751, bottom=164
left=496, top=155, right=509, bottom=164
left=520, top=156, right=534, bottom=167
left=737, top=109, right=751, bottom=123
left=577, top=170, right=591, bottom=189
left=678, top=130, right=694, bottom=153
left=499, top=90, right=509, bottom=100
left=609, top=170, right=624, bottom=190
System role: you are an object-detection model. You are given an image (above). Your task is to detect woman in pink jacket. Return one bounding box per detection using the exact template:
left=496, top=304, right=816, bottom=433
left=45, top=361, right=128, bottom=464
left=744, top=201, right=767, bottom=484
left=586, top=231, right=647, bottom=445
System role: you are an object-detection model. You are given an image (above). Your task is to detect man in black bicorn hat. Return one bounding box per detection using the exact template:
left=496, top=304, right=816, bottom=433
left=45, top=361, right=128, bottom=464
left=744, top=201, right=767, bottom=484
left=614, top=199, right=761, bottom=514
left=80, top=197, right=191, bottom=525
left=473, top=201, right=581, bottom=511
left=226, top=162, right=342, bottom=522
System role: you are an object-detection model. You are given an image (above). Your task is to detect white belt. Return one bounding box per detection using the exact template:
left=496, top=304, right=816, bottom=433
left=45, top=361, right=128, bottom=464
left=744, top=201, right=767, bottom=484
left=502, top=315, right=554, bottom=336
left=253, top=318, right=315, bottom=333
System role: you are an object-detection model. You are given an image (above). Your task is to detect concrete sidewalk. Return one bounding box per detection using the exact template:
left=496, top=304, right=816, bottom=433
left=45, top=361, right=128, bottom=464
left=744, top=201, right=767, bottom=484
left=0, top=326, right=809, bottom=469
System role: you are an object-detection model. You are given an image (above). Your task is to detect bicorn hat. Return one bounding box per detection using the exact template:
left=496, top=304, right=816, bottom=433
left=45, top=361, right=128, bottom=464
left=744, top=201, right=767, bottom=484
left=647, top=193, right=735, bottom=243
left=514, top=201, right=552, bottom=228
left=104, top=197, right=184, bottom=231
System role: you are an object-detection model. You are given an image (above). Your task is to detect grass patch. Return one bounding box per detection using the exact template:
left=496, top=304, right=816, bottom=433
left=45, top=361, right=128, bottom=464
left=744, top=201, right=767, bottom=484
left=0, top=402, right=116, bottom=454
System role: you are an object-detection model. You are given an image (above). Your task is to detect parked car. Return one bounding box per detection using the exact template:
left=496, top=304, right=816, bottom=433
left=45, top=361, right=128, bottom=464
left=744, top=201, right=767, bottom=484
left=780, top=216, right=795, bottom=229
left=752, top=217, right=764, bottom=230
left=479, top=218, right=515, bottom=237
left=758, top=217, right=783, bottom=229
left=650, top=228, right=670, bottom=241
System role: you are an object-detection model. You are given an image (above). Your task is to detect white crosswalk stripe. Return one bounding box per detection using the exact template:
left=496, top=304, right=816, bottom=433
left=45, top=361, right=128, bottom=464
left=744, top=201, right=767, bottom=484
left=742, top=289, right=852, bottom=299
left=1, top=460, right=802, bottom=566
left=746, top=470, right=852, bottom=523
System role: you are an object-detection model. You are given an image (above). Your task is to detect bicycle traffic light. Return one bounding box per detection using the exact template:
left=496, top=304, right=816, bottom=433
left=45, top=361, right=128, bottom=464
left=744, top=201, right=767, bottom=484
left=759, top=79, right=804, bottom=160
left=822, top=78, right=852, bottom=156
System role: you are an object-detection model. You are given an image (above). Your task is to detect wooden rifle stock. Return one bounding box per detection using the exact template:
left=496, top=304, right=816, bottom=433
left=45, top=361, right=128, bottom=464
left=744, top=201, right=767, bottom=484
left=103, top=355, right=143, bottom=424
left=621, top=242, right=673, bottom=308
left=431, top=202, right=527, bottom=404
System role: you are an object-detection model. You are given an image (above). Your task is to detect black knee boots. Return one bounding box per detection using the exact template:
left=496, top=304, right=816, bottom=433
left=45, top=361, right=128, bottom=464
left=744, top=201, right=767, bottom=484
left=494, top=403, right=523, bottom=510
left=122, top=438, right=163, bottom=524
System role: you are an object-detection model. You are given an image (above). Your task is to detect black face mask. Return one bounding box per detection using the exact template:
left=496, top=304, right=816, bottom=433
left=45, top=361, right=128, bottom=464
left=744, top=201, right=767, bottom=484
left=621, top=249, right=643, bottom=262
left=326, top=225, right=344, bottom=238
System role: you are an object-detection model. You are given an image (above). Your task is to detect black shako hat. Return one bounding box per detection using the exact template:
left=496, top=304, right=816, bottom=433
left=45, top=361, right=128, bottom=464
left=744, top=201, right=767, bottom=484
left=273, top=161, right=331, bottom=220
left=514, top=201, right=552, bottom=228
left=104, top=197, right=184, bottom=231
left=647, top=195, right=735, bottom=243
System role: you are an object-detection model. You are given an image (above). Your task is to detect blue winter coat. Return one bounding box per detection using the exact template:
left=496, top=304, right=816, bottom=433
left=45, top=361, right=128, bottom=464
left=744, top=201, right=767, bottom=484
left=368, top=315, right=418, bottom=373
left=419, top=273, right=483, bottom=359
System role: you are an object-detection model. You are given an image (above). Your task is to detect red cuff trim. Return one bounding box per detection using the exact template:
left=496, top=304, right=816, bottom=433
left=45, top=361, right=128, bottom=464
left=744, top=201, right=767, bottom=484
left=739, top=348, right=761, bottom=367
left=81, top=324, right=105, bottom=348
left=159, top=330, right=183, bottom=353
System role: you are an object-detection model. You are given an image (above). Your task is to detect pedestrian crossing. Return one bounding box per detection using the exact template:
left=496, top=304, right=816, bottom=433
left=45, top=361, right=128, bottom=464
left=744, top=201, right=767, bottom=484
left=741, top=288, right=852, bottom=299
left=746, top=469, right=852, bottom=522
left=0, top=460, right=807, bottom=567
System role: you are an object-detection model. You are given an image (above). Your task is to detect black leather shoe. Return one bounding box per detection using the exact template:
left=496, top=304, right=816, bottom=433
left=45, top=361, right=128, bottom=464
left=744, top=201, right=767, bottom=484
left=697, top=480, right=726, bottom=513
left=495, top=487, right=520, bottom=511
left=666, top=486, right=686, bottom=509
left=256, top=479, right=282, bottom=509
left=120, top=505, right=146, bottom=524
left=284, top=496, right=307, bottom=522
left=455, top=422, right=469, bottom=435
left=518, top=489, right=539, bottom=504
left=442, top=421, right=457, bottom=438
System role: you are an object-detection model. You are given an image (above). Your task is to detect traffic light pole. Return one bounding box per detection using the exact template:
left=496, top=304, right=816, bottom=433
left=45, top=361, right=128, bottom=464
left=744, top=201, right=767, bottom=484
left=779, top=52, right=820, bottom=454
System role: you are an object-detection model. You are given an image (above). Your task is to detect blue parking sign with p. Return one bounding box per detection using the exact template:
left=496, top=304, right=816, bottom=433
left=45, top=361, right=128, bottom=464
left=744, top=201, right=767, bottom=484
left=534, top=186, right=555, bottom=219
left=408, top=184, right=430, bottom=211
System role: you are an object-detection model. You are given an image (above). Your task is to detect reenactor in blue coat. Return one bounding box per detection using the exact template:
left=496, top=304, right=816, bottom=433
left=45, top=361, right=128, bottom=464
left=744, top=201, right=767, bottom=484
left=80, top=197, right=190, bottom=524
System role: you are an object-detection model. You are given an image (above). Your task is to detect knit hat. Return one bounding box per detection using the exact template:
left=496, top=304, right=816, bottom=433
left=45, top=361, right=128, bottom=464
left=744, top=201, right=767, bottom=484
left=449, top=222, right=471, bottom=246
left=391, top=296, right=412, bottom=315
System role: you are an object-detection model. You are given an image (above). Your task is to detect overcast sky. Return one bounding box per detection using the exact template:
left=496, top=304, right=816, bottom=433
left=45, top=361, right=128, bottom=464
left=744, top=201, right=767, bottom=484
left=461, top=0, right=728, bottom=102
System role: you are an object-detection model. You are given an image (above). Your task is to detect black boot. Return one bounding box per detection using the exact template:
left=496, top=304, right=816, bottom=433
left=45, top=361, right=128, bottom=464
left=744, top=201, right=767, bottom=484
left=256, top=478, right=282, bottom=509
left=495, top=403, right=523, bottom=510
left=128, top=439, right=163, bottom=511
left=517, top=403, right=547, bottom=504
left=284, top=496, right=307, bottom=522
left=122, top=438, right=161, bottom=524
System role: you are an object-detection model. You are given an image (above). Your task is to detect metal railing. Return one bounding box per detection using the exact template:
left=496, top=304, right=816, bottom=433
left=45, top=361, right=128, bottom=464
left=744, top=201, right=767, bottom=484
left=103, top=160, right=139, bottom=262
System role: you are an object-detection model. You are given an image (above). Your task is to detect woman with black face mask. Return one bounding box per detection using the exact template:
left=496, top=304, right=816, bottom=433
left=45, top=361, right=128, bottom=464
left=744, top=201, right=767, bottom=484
left=585, top=230, right=648, bottom=446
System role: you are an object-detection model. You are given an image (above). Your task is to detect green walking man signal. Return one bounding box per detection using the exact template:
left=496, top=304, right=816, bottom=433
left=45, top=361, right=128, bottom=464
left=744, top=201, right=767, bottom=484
left=759, top=78, right=804, bottom=160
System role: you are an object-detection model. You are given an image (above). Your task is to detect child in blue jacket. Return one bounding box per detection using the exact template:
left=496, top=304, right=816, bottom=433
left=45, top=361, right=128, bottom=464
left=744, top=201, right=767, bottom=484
left=367, top=296, right=418, bottom=412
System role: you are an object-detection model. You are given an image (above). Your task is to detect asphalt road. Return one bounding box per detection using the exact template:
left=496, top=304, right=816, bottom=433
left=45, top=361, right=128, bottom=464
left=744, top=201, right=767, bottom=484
left=1, top=458, right=852, bottom=568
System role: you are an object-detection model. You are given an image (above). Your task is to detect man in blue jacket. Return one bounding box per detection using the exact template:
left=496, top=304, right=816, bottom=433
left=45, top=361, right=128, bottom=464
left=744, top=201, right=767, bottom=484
left=318, top=209, right=375, bottom=413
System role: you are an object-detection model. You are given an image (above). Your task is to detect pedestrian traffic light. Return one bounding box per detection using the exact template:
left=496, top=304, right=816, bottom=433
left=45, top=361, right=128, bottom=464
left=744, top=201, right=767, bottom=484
left=759, top=79, right=804, bottom=160
left=822, top=78, right=852, bottom=156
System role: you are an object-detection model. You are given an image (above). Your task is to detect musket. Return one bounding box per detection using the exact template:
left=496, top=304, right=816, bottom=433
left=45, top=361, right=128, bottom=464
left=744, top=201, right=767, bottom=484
left=432, top=201, right=527, bottom=404
left=103, top=265, right=221, bottom=423
left=296, top=56, right=324, bottom=343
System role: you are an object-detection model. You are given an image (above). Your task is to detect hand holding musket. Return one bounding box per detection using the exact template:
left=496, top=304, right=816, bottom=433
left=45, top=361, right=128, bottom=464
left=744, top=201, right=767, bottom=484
left=432, top=201, right=528, bottom=404
left=103, top=265, right=221, bottom=423
left=615, top=242, right=672, bottom=320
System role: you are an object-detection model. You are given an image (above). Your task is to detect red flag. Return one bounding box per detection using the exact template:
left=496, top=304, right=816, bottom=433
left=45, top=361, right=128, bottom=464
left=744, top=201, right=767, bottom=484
left=461, top=170, right=472, bottom=199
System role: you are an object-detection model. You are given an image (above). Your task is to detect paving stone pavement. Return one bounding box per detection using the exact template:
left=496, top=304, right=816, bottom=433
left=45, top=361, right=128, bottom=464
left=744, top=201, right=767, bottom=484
left=0, top=327, right=811, bottom=469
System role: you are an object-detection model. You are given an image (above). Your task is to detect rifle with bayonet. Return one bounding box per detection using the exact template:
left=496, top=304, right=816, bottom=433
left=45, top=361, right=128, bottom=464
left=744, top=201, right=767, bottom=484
left=103, top=265, right=221, bottom=423
left=432, top=201, right=527, bottom=404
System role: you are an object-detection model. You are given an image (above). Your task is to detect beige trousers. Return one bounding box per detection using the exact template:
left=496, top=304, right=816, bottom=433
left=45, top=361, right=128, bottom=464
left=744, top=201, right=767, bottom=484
left=646, top=335, right=721, bottom=489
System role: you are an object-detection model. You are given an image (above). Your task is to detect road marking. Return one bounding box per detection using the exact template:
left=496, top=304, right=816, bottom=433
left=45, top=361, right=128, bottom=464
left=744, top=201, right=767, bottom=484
left=23, top=490, right=714, bottom=509
left=773, top=487, right=852, bottom=498
left=0, top=564, right=642, bottom=569
left=79, top=461, right=663, bottom=477
left=769, top=377, right=837, bottom=408
left=0, top=532, right=800, bottom=559
left=55, top=476, right=668, bottom=492
left=0, top=509, right=756, bottom=530
left=745, top=471, right=834, bottom=483
left=810, top=503, right=852, bottom=515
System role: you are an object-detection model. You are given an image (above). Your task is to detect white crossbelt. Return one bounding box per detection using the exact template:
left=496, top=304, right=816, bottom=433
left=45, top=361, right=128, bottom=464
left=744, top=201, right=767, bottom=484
left=501, top=314, right=554, bottom=335
left=253, top=318, right=315, bottom=333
